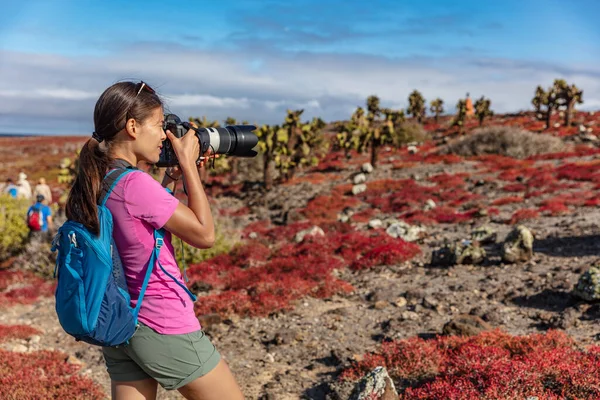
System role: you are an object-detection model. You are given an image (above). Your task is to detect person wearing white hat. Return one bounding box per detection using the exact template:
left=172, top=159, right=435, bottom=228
left=17, top=172, right=32, bottom=199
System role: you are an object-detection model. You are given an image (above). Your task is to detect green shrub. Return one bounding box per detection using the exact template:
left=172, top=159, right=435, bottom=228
left=0, top=195, right=30, bottom=261
left=173, top=226, right=238, bottom=268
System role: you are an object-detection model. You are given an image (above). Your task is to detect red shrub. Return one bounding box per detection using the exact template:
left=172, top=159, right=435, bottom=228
left=502, top=183, right=528, bottom=192
left=351, top=241, right=421, bottom=270
left=492, top=196, right=524, bottom=206
left=342, top=330, right=600, bottom=400
left=300, top=194, right=360, bottom=225
left=0, top=324, right=40, bottom=343
left=0, top=270, right=55, bottom=307
left=0, top=349, right=105, bottom=399
left=509, top=208, right=540, bottom=225
left=538, top=199, right=570, bottom=216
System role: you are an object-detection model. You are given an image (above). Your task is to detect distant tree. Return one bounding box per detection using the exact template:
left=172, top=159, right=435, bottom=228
left=407, top=90, right=426, bottom=123
left=553, top=79, right=583, bottom=127
left=474, top=96, right=493, bottom=126
left=451, top=99, right=468, bottom=134
left=429, top=98, right=444, bottom=123
left=366, top=95, right=381, bottom=123
left=531, top=85, right=559, bottom=130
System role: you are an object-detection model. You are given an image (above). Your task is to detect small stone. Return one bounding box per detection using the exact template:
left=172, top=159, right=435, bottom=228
left=352, top=184, right=367, bottom=195
left=12, top=344, right=28, bottom=353
left=28, top=335, right=41, bottom=344
left=394, top=297, right=407, bottom=308
left=361, top=163, right=374, bottom=174
left=265, top=353, right=275, bottom=363
left=368, top=219, right=383, bottom=229
left=401, top=311, right=420, bottom=321
left=353, top=173, right=367, bottom=185
left=374, top=301, right=389, bottom=310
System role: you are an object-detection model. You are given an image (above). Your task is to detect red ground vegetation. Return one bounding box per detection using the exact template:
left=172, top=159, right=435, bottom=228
left=192, top=226, right=421, bottom=318
left=341, top=329, right=600, bottom=400
left=0, top=270, right=55, bottom=307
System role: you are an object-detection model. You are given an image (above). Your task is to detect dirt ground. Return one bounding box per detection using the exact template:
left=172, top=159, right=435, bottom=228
left=4, top=142, right=600, bottom=400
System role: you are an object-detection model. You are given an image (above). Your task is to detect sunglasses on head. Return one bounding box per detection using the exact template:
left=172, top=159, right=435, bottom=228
left=125, top=81, right=155, bottom=120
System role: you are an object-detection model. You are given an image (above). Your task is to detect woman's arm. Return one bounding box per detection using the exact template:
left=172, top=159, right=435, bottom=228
left=162, top=129, right=215, bottom=249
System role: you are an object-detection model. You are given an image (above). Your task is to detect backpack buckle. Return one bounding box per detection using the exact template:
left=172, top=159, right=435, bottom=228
left=155, top=238, right=164, bottom=249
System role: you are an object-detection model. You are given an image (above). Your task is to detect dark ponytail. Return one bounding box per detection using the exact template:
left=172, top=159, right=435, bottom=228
left=66, top=81, right=162, bottom=235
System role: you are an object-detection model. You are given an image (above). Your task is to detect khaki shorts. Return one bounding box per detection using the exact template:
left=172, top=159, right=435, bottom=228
left=102, top=323, right=221, bottom=390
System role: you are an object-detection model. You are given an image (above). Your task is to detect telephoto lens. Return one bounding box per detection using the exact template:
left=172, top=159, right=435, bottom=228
left=157, top=114, right=258, bottom=167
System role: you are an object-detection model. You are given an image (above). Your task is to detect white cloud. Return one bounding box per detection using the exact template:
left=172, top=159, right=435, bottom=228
left=0, top=46, right=599, bottom=134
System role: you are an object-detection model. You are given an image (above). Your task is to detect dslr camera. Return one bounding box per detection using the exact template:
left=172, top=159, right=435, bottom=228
left=156, top=113, right=258, bottom=167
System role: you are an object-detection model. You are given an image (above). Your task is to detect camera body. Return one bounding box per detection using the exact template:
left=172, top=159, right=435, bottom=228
left=156, top=114, right=259, bottom=167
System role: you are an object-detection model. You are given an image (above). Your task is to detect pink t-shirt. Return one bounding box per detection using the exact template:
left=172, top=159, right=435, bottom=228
left=105, top=170, right=201, bottom=335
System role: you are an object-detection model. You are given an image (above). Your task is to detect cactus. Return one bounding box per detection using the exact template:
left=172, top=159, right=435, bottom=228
left=553, top=79, right=583, bottom=127
left=407, top=90, right=426, bottom=123
left=366, top=95, right=381, bottom=123
left=256, top=124, right=285, bottom=190
left=189, top=116, right=220, bottom=128
left=451, top=99, right=468, bottom=133
left=474, top=96, right=493, bottom=126
left=430, top=98, right=444, bottom=123
left=531, top=85, right=559, bottom=130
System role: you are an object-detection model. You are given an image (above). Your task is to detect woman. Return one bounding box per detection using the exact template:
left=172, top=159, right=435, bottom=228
left=66, top=81, right=244, bottom=400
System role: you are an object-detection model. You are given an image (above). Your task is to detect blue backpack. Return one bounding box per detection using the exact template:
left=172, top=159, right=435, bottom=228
left=51, top=167, right=196, bottom=347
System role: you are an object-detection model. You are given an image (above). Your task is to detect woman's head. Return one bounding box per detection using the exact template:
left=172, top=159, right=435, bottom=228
left=67, top=81, right=165, bottom=234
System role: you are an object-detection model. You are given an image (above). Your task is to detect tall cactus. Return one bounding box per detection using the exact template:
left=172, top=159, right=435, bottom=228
left=334, top=108, right=367, bottom=158
left=451, top=99, right=467, bottom=133
left=531, top=85, right=559, bottom=130
left=407, top=90, right=426, bottom=123
left=429, top=98, right=444, bottom=123
left=366, top=95, right=381, bottom=124
left=256, top=124, right=286, bottom=190
left=553, top=79, right=583, bottom=127
left=474, top=96, right=493, bottom=126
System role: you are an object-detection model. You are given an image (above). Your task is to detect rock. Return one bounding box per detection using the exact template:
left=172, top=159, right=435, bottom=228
left=338, top=207, right=355, bottom=223
left=471, top=226, right=497, bottom=244
left=431, top=240, right=486, bottom=266
left=443, top=314, right=493, bottom=336
left=11, top=344, right=28, bottom=353
left=353, top=173, right=367, bottom=185
left=407, top=145, right=418, bottom=154
left=368, top=219, right=383, bottom=229
left=424, top=199, right=436, bottom=211
left=579, top=124, right=587, bottom=133
left=401, top=311, right=420, bottom=321
left=573, top=264, right=600, bottom=301
left=394, top=297, right=407, bottom=308
left=65, top=355, right=85, bottom=366
left=373, top=301, right=389, bottom=310
left=349, top=366, right=398, bottom=400
left=502, top=225, right=534, bottom=263
left=265, top=353, right=275, bottom=363
left=294, top=226, right=325, bottom=243
left=28, top=335, right=41, bottom=344
left=422, top=296, right=439, bottom=310
left=361, top=163, right=374, bottom=174
left=385, top=221, right=426, bottom=242
left=352, top=184, right=367, bottom=195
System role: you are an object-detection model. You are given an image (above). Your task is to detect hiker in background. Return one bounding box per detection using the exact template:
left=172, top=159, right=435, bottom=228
left=27, top=194, right=53, bottom=236
left=3, top=178, right=18, bottom=198
left=465, top=92, right=475, bottom=118
left=17, top=172, right=32, bottom=199
left=34, top=177, right=53, bottom=205
left=66, top=81, right=243, bottom=399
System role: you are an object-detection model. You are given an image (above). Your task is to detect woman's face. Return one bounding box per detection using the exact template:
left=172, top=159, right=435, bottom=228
left=134, top=107, right=167, bottom=164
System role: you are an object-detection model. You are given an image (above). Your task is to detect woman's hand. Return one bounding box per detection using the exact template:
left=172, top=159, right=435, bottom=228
left=165, top=125, right=200, bottom=169
left=165, top=165, right=182, bottom=181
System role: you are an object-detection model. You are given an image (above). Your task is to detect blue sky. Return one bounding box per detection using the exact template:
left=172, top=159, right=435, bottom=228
left=1, top=0, right=599, bottom=135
